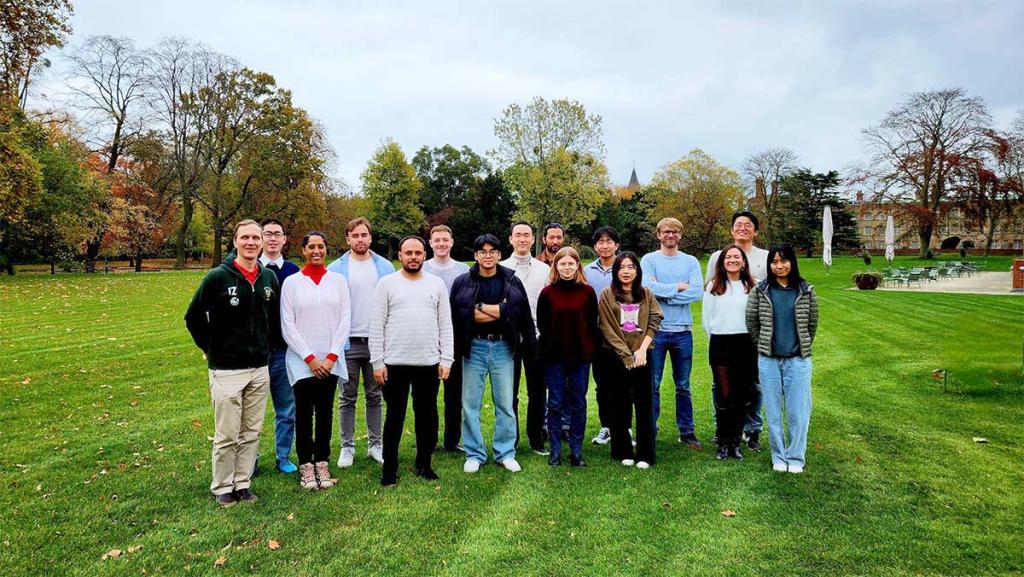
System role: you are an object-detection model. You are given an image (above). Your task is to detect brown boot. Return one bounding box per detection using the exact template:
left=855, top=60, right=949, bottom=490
left=299, top=463, right=318, bottom=490
left=315, top=461, right=334, bottom=489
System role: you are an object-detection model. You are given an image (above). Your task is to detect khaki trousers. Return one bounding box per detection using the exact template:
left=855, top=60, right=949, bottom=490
left=209, top=366, right=270, bottom=495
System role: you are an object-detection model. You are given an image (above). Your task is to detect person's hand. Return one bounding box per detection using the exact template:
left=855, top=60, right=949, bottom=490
left=676, top=282, right=690, bottom=291
left=373, top=367, right=388, bottom=386
left=322, top=358, right=336, bottom=375
left=308, top=357, right=328, bottom=378
left=632, top=350, right=648, bottom=368
left=438, top=365, right=450, bottom=380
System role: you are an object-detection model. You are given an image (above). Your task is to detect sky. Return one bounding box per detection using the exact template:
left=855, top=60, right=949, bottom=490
left=33, top=0, right=1024, bottom=192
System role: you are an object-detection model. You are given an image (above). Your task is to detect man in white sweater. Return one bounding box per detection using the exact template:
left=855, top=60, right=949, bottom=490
left=370, top=236, right=454, bottom=486
left=499, top=221, right=550, bottom=455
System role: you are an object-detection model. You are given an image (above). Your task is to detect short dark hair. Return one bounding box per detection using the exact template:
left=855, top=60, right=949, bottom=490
left=474, top=233, right=502, bottom=252
left=732, top=211, right=760, bottom=231
left=592, top=226, right=620, bottom=245
left=766, top=243, right=803, bottom=287
left=260, top=218, right=285, bottom=230
left=301, top=231, right=327, bottom=247
left=542, top=222, right=564, bottom=238
left=510, top=220, right=533, bottom=235
left=398, top=235, right=427, bottom=251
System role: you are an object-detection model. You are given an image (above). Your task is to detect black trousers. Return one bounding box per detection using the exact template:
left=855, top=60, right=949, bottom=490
left=709, top=334, right=757, bottom=447
left=382, top=364, right=440, bottom=477
left=607, top=350, right=655, bottom=464
left=591, top=349, right=616, bottom=428
left=293, top=375, right=338, bottom=465
left=441, top=358, right=462, bottom=449
left=513, top=352, right=546, bottom=449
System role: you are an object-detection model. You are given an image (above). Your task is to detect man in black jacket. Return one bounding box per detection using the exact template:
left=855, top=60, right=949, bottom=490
left=185, top=219, right=280, bottom=507
left=449, top=234, right=536, bottom=474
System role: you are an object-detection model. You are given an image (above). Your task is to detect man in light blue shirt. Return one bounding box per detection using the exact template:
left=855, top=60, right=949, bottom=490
left=640, top=217, right=704, bottom=449
left=583, top=226, right=619, bottom=446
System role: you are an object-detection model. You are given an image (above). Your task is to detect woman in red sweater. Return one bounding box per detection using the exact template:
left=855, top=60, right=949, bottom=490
left=537, top=247, right=600, bottom=467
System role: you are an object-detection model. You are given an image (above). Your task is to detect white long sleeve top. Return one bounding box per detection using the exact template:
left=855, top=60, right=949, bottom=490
left=499, top=254, right=549, bottom=335
left=701, top=280, right=752, bottom=336
left=369, top=272, right=454, bottom=370
left=280, top=270, right=352, bottom=385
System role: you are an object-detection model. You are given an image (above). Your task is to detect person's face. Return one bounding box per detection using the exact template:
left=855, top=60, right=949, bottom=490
left=346, top=224, right=371, bottom=255
left=771, top=252, right=792, bottom=280
left=302, top=235, right=327, bottom=266
left=475, top=243, right=501, bottom=271
left=594, top=235, right=618, bottom=260
left=233, top=224, right=263, bottom=260
left=262, top=223, right=285, bottom=255
left=657, top=226, right=680, bottom=249
left=723, top=248, right=745, bottom=275
left=399, top=240, right=425, bottom=273
left=429, top=231, right=452, bottom=259
left=555, top=255, right=578, bottom=281
left=510, top=224, right=534, bottom=254
left=543, top=228, right=564, bottom=253
left=616, top=258, right=637, bottom=285
left=732, top=217, right=757, bottom=243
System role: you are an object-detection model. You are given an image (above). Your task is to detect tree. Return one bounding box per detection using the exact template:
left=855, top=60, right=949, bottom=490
left=953, top=128, right=1024, bottom=256
left=493, top=97, right=608, bottom=232
left=775, top=169, right=859, bottom=257
left=0, top=0, right=73, bottom=107
left=743, top=148, right=798, bottom=245
left=646, top=149, right=745, bottom=257
left=861, top=88, right=991, bottom=257
left=363, top=139, right=424, bottom=257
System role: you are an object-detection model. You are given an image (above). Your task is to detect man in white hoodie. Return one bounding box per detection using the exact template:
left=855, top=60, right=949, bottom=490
left=499, top=221, right=550, bottom=455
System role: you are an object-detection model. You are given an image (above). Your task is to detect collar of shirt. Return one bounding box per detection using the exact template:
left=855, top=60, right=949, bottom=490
left=586, top=260, right=612, bottom=274
left=259, top=254, right=285, bottom=268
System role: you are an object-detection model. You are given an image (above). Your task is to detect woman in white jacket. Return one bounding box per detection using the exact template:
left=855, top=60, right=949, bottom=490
left=701, top=244, right=757, bottom=461
left=281, top=232, right=351, bottom=490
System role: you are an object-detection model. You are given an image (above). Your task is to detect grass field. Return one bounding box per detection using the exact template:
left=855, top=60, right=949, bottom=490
left=1, top=255, right=1022, bottom=576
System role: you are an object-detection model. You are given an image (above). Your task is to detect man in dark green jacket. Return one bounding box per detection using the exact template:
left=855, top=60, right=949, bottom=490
left=185, top=219, right=281, bottom=507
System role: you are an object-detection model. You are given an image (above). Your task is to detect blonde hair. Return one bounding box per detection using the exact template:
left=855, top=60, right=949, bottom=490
left=429, top=224, right=453, bottom=238
left=656, top=217, right=682, bottom=233
left=547, top=247, right=587, bottom=286
left=233, top=219, right=261, bottom=239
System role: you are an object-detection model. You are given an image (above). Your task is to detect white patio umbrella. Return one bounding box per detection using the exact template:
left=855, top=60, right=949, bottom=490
left=885, top=215, right=895, bottom=262
left=822, top=206, right=833, bottom=274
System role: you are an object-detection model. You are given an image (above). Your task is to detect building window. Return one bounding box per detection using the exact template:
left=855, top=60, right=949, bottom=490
left=863, top=226, right=872, bottom=236
left=1015, top=240, right=1023, bottom=250
left=864, top=242, right=872, bottom=250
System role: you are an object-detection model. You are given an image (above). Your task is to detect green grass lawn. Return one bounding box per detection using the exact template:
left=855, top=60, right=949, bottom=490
left=1, top=255, right=1022, bottom=576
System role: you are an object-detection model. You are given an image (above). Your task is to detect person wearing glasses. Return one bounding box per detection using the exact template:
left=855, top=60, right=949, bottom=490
left=451, top=234, right=537, bottom=474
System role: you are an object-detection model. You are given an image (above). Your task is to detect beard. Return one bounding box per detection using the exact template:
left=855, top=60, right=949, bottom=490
left=402, top=261, right=421, bottom=273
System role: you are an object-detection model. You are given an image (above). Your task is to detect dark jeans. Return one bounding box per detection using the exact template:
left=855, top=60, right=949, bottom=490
left=545, top=361, right=589, bottom=457
left=591, top=350, right=616, bottom=428
left=607, top=350, right=655, bottom=464
left=293, top=375, right=338, bottom=465
left=709, top=334, right=757, bottom=447
left=382, top=364, right=440, bottom=477
left=513, top=352, right=546, bottom=449
left=442, top=359, right=463, bottom=449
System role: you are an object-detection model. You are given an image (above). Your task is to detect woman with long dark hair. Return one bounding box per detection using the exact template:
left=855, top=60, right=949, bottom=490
left=702, top=244, right=757, bottom=461
left=597, top=252, right=663, bottom=469
left=537, top=247, right=599, bottom=467
left=281, top=232, right=352, bottom=490
left=745, top=243, right=818, bottom=474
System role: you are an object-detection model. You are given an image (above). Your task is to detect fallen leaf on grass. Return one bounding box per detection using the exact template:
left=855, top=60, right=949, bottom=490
left=268, top=540, right=281, bottom=550
left=127, top=545, right=142, bottom=554
left=286, top=513, right=294, bottom=521
left=973, top=437, right=988, bottom=444
left=220, top=541, right=233, bottom=552
left=214, top=556, right=226, bottom=567
left=721, top=510, right=737, bottom=518
left=129, top=399, right=138, bottom=407
left=101, top=549, right=122, bottom=560
left=21, top=377, right=31, bottom=385
left=191, top=418, right=202, bottom=428
left=855, top=455, right=863, bottom=464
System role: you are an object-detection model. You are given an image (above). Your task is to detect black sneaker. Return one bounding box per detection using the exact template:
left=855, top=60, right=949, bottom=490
left=215, top=492, right=238, bottom=508
left=381, top=472, right=399, bottom=487
left=234, top=488, right=257, bottom=503
left=415, top=468, right=440, bottom=481
left=716, top=446, right=729, bottom=460
left=547, top=454, right=562, bottom=467
left=531, top=444, right=551, bottom=456
left=746, top=432, right=762, bottom=452
left=728, top=446, right=744, bottom=460
left=678, top=434, right=704, bottom=451
left=569, top=455, right=587, bottom=468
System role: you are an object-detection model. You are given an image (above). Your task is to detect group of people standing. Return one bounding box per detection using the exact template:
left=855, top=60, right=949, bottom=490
left=184, top=211, right=818, bottom=507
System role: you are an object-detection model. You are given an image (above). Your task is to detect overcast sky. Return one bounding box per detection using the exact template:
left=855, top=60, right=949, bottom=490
left=35, top=0, right=1024, bottom=191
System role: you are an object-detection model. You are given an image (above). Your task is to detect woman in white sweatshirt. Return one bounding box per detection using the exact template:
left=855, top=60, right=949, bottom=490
left=701, top=244, right=757, bottom=461
left=281, top=232, right=351, bottom=490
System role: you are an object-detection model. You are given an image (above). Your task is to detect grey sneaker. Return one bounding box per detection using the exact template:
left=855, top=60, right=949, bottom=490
left=315, top=461, right=333, bottom=489
left=367, top=445, right=384, bottom=464
left=299, top=463, right=317, bottom=490
left=337, top=446, right=355, bottom=468
left=592, top=427, right=611, bottom=445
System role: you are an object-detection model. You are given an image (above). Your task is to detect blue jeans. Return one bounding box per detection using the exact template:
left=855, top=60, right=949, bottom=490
left=758, top=355, right=813, bottom=467
left=268, top=348, right=296, bottom=465
left=649, top=330, right=694, bottom=436
left=545, top=362, right=589, bottom=457
left=461, top=339, right=516, bottom=464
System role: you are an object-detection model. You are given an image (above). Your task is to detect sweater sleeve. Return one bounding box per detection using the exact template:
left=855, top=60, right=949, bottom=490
left=368, top=280, right=389, bottom=370
left=598, top=290, right=633, bottom=364
left=280, top=277, right=314, bottom=362
left=184, top=274, right=213, bottom=352
left=644, top=290, right=663, bottom=340
left=329, top=275, right=352, bottom=360
left=746, top=287, right=761, bottom=344
left=437, top=281, right=454, bottom=369
left=640, top=254, right=679, bottom=299
left=701, top=289, right=715, bottom=337
left=670, top=257, right=704, bottom=304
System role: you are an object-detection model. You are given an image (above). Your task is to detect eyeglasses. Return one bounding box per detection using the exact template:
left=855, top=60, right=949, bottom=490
left=476, top=250, right=501, bottom=257
left=658, top=230, right=680, bottom=236
left=263, top=232, right=285, bottom=239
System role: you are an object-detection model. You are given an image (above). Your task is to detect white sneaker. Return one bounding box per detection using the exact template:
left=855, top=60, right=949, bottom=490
left=788, top=465, right=804, bottom=474
left=463, top=459, right=482, bottom=473
left=630, top=428, right=636, bottom=448
left=367, top=445, right=383, bottom=464
left=592, top=427, right=611, bottom=445
left=772, top=463, right=787, bottom=473
left=500, top=458, right=522, bottom=473
left=636, top=461, right=650, bottom=469
left=337, top=447, right=355, bottom=468
left=621, top=459, right=635, bottom=467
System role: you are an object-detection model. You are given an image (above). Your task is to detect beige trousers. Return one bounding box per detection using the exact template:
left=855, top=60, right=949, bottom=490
left=209, top=366, right=270, bottom=495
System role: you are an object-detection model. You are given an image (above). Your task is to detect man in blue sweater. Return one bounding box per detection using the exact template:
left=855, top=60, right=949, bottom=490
left=640, top=217, right=705, bottom=449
